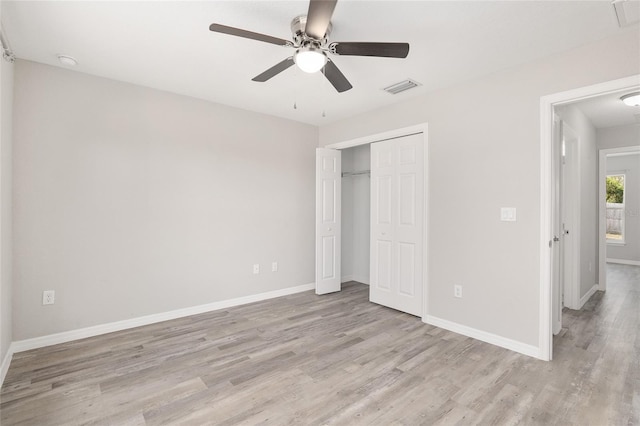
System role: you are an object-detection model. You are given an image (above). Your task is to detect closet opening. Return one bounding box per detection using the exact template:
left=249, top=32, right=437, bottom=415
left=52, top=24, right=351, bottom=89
left=340, top=144, right=371, bottom=286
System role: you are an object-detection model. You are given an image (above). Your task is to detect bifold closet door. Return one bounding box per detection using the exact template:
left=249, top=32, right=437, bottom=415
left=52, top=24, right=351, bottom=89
left=315, top=148, right=342, bottom=295
left=370, top=134, right=424, bottom=316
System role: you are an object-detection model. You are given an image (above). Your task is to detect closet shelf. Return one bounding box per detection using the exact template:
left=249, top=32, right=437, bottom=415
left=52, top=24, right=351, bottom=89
left=342, top=170, right=370, bottom=177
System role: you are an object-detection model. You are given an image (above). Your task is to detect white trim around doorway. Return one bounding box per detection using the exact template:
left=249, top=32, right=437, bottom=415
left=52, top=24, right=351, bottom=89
left=539, top=74, right=640, bottom=362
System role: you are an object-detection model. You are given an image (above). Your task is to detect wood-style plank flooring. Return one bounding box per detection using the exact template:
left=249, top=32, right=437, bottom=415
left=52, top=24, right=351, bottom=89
left=1, top=264, right=638, bottom=425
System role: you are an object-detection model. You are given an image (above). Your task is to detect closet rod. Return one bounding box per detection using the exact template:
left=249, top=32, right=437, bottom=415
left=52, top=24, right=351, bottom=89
left=341, top=170, right=370, bottom=177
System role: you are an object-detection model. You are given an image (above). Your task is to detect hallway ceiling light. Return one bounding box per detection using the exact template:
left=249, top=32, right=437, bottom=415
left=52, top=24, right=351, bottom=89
left=620, top=92, right=640, bottom=107
left=57, top=54, right=78, bottom=67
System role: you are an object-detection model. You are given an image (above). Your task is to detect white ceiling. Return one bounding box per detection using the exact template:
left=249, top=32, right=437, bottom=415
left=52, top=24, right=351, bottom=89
left=571, top=90, right=640, bottom=129
left=2, top=1, right=638, bottom=125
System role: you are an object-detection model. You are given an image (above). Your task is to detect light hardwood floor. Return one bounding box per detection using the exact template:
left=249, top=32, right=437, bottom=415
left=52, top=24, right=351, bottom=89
left=1, top=264, right=638, bottom=425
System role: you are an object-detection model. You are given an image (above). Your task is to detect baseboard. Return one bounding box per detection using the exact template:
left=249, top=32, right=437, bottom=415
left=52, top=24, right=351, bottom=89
left=0, top=343, right=15, bottom=388
left=341, top=275, right=355, bottom=283
left=423, top=315, right=541, bottom=360
left=11, top=282, right=315, bottom=354
left=579, top=284, right=599, bottom=309
left=607, top=258, right=640, bottom=266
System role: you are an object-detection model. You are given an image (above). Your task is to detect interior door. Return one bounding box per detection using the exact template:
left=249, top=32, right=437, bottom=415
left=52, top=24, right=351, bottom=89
left=561, top=124, right=580, bottom=310
left=315, top=148, right=341, bottom=294
left=551, top=116, right=562, bottom=335
left=370, top=133, right=423, bottom=316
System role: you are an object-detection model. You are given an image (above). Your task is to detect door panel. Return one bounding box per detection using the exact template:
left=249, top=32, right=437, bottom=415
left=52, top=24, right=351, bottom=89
left=370, top=133, right=424, bottom=316
left=316, top=148, right=341, bottom=294
left=322, top=179, right=336, bottom=222
left=376, top=240, right=392, bottom=290
left=398, top=242, right=416, bottom=295
left=399, top=174, right=416, bottom=225
left=321, top=236, right=336, bottom=279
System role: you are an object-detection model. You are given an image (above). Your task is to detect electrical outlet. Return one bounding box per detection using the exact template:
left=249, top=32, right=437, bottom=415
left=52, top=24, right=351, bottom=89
left=272, top=262, right=278, bottom=272
left=500, top=207, right=517, bottom=222
left=253, top=264, right=260, bottom=274
left=454, top=285, right=463, bottom=298
left=42, top=290, right=55, bottom=305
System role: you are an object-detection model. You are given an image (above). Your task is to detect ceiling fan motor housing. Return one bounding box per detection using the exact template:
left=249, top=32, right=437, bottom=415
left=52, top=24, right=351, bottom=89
left=291, top=15, right=332, bottom=46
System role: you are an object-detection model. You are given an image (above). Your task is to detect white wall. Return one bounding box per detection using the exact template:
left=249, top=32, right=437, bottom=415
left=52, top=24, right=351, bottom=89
left=597, top=124, right=640, bottom=150
left=0, top=3, right=15, bottom=367
left=12, top=60, right=318, bottom=340
left=319, top=30, right=639, bottom=348
left=341, top=144, right=370, bottom=284
left=558, top=105, right=598, bottom=300
left=606, top=153, right=640, bottom=262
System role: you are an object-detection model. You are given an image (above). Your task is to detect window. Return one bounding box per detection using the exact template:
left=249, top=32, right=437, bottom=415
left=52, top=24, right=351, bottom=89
left=606, top=174, right=625, bottom=243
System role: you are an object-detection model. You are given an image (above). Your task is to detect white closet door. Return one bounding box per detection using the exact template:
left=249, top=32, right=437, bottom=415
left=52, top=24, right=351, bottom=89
left=315, top=148, right=342, bottom=294
left=370, top=134, right=423, bottom=316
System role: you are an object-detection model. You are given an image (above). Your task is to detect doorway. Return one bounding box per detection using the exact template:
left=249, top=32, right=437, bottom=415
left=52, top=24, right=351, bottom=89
left=540, top=75, right=640, bottom=361
left=315, top=123, right=429, bottom=318
left=599, top=146, right=640, bottom=290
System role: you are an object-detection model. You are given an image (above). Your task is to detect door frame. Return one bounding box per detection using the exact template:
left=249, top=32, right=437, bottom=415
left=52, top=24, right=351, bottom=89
left=324, top=122, right=429, bottom=318
left=539, top=74, right=640, bottom=361
left=598, top=146, right=640, bottom=290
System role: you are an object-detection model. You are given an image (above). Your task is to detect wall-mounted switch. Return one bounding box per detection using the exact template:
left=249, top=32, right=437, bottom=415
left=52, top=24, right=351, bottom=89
left=253, top=264, right=260, bottom=274
left=43, top=290, right=55, bottom=305
left=272, top=262, right=278, bottom=272
left=454, top=285, right=463, bottom=298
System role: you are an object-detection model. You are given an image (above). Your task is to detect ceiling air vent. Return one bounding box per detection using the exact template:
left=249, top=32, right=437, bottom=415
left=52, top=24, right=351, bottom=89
left=613, top=0, right=640, bottom=27
left=383, top=79, right=421, bottom=95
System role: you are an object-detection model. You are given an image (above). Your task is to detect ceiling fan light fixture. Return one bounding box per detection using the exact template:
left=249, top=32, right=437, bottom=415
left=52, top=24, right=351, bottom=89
left=294, top=47, right=327, bottom=73
left=621, top=92, right=640, bottom=107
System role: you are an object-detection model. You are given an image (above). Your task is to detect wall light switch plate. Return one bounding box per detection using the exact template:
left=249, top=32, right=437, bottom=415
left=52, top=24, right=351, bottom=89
left=253, top=264, right=260, bottom=274
left=43, top=290, right=55, bottom=305
left=454, top=285, right=463, bottom=298
left=500, top=207, right=517, bottom=222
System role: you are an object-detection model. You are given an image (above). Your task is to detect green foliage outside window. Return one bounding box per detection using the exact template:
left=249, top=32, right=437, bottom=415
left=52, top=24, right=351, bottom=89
left=606, top=175, right=624, bottom=203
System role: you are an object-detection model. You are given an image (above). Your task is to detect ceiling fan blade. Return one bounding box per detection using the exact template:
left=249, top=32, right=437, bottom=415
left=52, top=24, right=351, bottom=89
left=209, top=23, right=292, bottom=47
left=323, top=59, right=352, bottom=93
left=305, top=0, right=338, bottom=40
left=329, top=42, right=410, bottom=58
left=252, top=57, right=295, bottom=82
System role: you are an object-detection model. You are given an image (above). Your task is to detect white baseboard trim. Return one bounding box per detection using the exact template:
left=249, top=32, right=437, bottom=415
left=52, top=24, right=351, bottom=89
left=341, top=275, right=355, bottom=283
left=11, top=282, right=315, bottom=354
left=579, top=284, right=599, bottom=309
left=423, top=315, right=541, bottom=360
left=607, top=258, right=640, bottom=266
left=1, top=343, right=16, bottom=388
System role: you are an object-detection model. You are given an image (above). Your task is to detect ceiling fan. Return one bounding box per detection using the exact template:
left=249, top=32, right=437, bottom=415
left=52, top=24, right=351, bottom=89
left=209, top=0, right=410, bottom=93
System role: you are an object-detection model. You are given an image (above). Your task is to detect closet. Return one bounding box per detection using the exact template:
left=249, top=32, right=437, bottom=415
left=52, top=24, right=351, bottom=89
left=340, top=144, right=371, bottom=285
left=315, top=129, right=426, bottom=317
